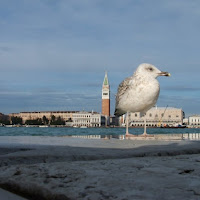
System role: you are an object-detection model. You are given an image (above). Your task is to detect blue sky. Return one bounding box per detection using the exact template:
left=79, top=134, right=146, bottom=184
left=0, top=0, right=200, bottom=116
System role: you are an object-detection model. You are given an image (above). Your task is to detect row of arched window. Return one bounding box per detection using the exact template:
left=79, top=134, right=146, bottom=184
left=131, top=124, right=158, bottom=127
left=191, top=119, right=200, bottom=122
left=134, top=113, right=179, bottom=118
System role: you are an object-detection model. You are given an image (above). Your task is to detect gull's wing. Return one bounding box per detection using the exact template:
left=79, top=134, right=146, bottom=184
left=114, top=76, right=133, bottom=116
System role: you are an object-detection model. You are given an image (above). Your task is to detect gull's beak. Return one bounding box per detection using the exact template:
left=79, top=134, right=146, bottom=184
left=158, top=71, right=171, bottom=77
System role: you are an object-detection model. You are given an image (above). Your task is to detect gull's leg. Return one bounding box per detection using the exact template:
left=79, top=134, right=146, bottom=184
left=126, top=112, right=129, bottom=135
left=143, top=116, right=147, bottom=135
left=142, top=114, right=153, bottom=137
left=125, top=112, right=132, bottom=136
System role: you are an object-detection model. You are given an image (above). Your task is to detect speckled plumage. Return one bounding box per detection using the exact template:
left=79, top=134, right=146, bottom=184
left=115, top=63, right=168, bottom=116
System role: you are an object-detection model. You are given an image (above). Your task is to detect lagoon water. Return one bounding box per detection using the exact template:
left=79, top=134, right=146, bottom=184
left=0, top=126, right=200, bottom=136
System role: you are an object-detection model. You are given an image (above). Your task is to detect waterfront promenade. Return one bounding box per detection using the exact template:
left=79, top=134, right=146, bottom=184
left=0, top=136, right=200, bottom=199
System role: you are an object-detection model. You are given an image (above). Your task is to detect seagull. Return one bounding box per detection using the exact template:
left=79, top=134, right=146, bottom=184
left=114, top=63, right=170, bottom=137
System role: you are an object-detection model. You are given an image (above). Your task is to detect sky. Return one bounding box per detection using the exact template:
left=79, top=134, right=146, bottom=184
left=0, top=0, right=200, bottom=117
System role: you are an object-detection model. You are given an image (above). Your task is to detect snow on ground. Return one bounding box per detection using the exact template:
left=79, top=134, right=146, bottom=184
left=0, top=136, right=200, bottom=200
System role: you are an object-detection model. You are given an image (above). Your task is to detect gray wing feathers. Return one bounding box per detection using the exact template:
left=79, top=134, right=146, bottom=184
left=116, top=76, right=132, bottom=102
left=114, top=76, right=132, bottom=116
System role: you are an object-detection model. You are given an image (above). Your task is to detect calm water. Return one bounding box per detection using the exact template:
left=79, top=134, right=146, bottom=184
left=0, top=127, right=200, bottom=136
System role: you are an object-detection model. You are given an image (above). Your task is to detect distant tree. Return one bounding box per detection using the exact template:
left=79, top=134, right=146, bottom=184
left=50, top=115, right=56, bottom=123
left=56, top=116, right=65, bottom=125
left=25, top=119, right=32, bottom=125
left=0, top=118, right=10, bottom=125
left=25, top=118, right=43, bottom=125
left=42, top=115, right=49, bottom=125
left=0, top=114, right=10, bottom=125
left=38, top=118, right=43, bottom=125
left=11, top=116, right=23, bottom=125
left=50, top=115, right=65, bottom=125
left=66, top=118, right=73, bottom=122
left=25, top=119, right=36, bottom=125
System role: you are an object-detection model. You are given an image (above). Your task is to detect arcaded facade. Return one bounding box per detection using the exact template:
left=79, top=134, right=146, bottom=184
left=72, top=111, right=105, bottom=127
left=189, top=115, right=200, bottom=126
left=129, top=107, right=184, bottom=127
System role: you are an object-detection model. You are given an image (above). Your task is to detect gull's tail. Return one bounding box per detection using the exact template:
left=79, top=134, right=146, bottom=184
left=114, top=108, right=125, bottom=117
left=114, top=109, right=119, bottom=117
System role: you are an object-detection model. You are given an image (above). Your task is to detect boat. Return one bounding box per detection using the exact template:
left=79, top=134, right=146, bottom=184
left=39, top=125, right=49, bottom=128
left=160, top=124, right=187, bottom=128
left=5, top=125, right=14, bottom=127
left=80, top=126, right=87, bottom=128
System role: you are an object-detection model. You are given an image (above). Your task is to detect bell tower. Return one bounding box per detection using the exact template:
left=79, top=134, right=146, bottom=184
left=102, top=71, right=110, bottom=116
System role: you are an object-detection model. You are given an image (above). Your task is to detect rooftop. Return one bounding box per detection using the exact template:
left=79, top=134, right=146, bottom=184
left=103, top=71, right=109, bottom=86
left=150, top=107, right=182, bottom=111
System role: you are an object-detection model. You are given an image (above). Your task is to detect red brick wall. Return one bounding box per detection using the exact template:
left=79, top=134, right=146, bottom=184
left=102, top=99, right=110, bottom=116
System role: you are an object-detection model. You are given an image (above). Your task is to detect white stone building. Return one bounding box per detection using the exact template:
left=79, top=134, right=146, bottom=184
left=72, top=111, right=105, bottom=127
left=183, top=118, right=189, bottom=125
left=188, top=115, right=200, bottom=127
left=128, top=107, right=184, bottom=127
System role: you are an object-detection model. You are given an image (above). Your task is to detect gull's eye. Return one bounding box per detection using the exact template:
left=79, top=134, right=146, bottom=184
left=148, top=67, right=153, bottom=71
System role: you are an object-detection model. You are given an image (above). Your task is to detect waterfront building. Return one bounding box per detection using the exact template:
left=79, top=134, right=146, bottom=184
left=102, top=71, right=110, bottom=117
left=72, top=111, right=105, bottom=127
left=109, top=116, right=119, bottom=126
left=126, top=107, right=184, bottom=127
left=118, top=114, right=126, bottom=127
left=9, top=111, right=106, bottom=127
left=9, top=111, right=78, bottom=124
left=188, top=115, right=200, bottom=127
left=183, top=118, right=189, bottom=125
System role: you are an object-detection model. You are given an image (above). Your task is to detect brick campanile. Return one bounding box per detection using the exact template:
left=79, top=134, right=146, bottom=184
left=102, top=71, right=110, bottom=116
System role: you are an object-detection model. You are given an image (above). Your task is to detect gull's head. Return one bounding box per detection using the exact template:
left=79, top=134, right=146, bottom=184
left=135, top=63, right=171, bottom=78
